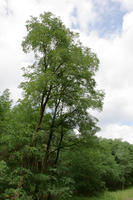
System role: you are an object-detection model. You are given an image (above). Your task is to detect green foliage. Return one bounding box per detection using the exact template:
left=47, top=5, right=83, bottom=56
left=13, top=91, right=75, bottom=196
left=3, top=11, right=133, bottom=200
left=0, top=89, right=12, bottom=133
left=69, top=149, right=105, bottom=195
left=107, top=139, right=133, bottom=189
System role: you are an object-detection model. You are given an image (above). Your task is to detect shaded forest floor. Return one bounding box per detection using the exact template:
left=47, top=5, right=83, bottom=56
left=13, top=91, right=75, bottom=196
left=73, top=187, right=133, bottom=200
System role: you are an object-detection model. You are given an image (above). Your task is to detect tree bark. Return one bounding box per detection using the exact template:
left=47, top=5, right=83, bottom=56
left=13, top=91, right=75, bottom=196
left=34, top=94, right=48, bottom=132
left=54, top=123, right=64, bottom=165
left=43, top=100, right=60, bottom=170
left=34, top=85, right=52, bottom=132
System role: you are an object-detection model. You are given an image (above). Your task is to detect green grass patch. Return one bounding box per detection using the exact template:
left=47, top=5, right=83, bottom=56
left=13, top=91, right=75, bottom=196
left=73, top=187, right=133, bottom=200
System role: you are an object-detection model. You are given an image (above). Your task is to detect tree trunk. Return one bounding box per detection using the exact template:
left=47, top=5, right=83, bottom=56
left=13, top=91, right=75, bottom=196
left=47, top=192, right=51, bottom=200
left=43, top=100, right=60, bottom=170
left=35, top=90, right=51, bottom=132
left=54, top=123, right=64, bottom=165
left=31, top=87, right=52, bottom=146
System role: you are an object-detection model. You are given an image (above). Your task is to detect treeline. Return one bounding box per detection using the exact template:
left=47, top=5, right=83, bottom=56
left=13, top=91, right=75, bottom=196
left=1, top=89, right=133, bottom=199
left=0, top=12, right=132, bottom=200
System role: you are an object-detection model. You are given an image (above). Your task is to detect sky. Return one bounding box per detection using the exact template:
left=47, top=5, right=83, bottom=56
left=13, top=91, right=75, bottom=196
left=1, top=0, right=133, bottom=143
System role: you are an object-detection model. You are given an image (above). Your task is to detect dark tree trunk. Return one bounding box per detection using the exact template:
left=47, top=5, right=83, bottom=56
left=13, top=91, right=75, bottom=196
left=47, top=192, right=51, bottom=200
left=31, top=86, right=52, bottom=146
left=34, top=96, right=48, bottom=132
left=35, top=88, right=51, bottom=132
left=54, top=123, right=64, bottom=165
left=43, top=100, right=60, bottom=170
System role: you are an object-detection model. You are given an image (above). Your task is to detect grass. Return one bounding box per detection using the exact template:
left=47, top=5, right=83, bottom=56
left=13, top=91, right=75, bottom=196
left=73, top=187, right=133, bottom=200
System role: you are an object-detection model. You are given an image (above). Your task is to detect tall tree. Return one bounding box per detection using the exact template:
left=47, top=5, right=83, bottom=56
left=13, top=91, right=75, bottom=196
left=20, top=12, right=104, bottom=172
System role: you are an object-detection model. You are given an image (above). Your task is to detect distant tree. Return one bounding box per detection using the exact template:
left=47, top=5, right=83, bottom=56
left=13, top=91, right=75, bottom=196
left=109, top=139, right=133, bottom=189
left=0, top=89, right=12, bottom=134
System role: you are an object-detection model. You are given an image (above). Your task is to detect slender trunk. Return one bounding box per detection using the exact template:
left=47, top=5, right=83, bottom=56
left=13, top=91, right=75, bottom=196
left=31, top=86, right=52, bottom=146
left=54, top=123, right=64, bottom=165
left=34, top=85, right=53, bottom=133
left=34, top=95, right=48, bottom=132
left=35, top=87, right=52, bottom=132
left=47, top=192, right=51, bottom=200
left=43, top=100, right=60, bottom=170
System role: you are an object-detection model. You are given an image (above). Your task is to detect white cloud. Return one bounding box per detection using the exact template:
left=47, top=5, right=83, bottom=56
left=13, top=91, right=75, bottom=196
left=114, top=0, right=133, bottom=10
left=70, top=0, right=96, bottom=33
left=0, top=0, right=8, bottom=16
left=97, top=124, right=133, bottom=144
left=79, top=11, right=133, bottom=142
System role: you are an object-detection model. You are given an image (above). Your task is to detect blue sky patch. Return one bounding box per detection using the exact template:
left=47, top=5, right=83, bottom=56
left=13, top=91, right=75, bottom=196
left=120, top=121, right=133, bottom=126
left=71, top=0, right=127, bottom=37
left=71, top=7, right=80, bottom=30
left=92, top=0, right=127, bottom=37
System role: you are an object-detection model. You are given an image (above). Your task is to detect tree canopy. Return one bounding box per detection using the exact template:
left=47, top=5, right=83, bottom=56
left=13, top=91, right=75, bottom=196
left=20, top=12, right=104, bottom=172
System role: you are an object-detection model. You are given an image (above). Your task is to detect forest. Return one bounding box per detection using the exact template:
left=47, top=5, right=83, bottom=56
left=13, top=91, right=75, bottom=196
left=1, top=12, right=133, bottom=200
